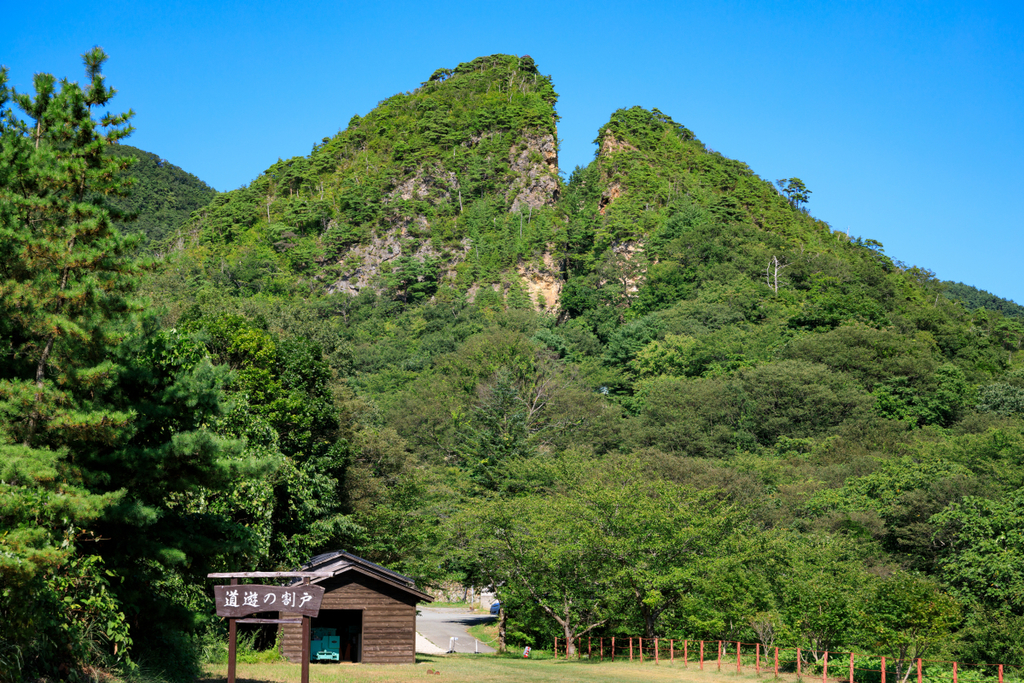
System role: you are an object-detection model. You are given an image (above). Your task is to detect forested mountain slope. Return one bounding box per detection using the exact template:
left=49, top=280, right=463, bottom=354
left=8, top=52, right=1024, bottom=682
left=139, top=54, right=1024, bottom=667
left=163, top=54, right=562, bottom=304
left=107, top=143, right=216, bottom=246
left=944, top=280, right=1024, bottom=318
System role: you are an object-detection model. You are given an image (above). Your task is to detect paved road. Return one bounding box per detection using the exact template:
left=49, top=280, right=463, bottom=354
left=416, top=607, right=496, bottom=654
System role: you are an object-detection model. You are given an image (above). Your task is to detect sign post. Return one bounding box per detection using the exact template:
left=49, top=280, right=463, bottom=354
left=301, top=579, right=310, bottom=683
left=228, top=578, right=236, bottom=683
left=209, top=571, right=331, bottom=683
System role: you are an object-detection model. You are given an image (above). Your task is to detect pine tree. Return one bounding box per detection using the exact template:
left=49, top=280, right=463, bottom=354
left=0, top=49, right=142, bottom=679
left=0, top=47, right=139, bottom=449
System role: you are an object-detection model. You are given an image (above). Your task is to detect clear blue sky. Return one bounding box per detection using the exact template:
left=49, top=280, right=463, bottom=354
left=6, top=0, right=1023, bottom=302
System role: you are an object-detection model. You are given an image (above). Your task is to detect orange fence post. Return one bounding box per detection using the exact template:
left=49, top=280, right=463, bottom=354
left=700, top=640, right=704, bottom=670
left=737, top=641, right=742, bottom=673
left=757, top=643, right=761, bottom=675
left=718, top=640, right=722, bottom=671
left=999, top=664, right=1004, bottom=683
left=630, top=637, right=634, bottom=662
left=849, top=652, right=854, bottom=683
left=798, top=648, right=802, bottom=677
left=554, top=637, right=558, bottom=659
left=671, top=639, right=674, bottom=663
left=823, top=651, right=828, bottom=683
left=953, top=662, right=958, bottom=683
left=917, top=658, right=922, bottom=683
left=881, top=656, right=886, bottom=683
left=656, top=638, right=660, bottom=664
left=612, top=637, right=615, bottom=662
left=640, top=637, right=644, bottom=663
left=775, top=647, right=779, bottom=678
left=600, top=637, right=603, bottom=662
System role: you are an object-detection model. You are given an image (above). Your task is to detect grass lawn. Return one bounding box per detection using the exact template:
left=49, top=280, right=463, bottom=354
left=199, top=654, right=801, bottom=683
left=465, top=618, right=499, bottom=649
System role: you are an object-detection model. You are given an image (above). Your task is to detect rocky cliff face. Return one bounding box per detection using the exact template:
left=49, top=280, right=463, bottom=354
left=169, top=54, right=565, bottom=307
left=508, top=133, right=559, bottom=213
left=516, top=250, right=563, bottom=312
left=327, top=129, right=561, bottom=301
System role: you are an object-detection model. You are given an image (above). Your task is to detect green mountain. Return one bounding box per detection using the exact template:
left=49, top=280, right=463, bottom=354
left=11, top=52, right=1024, bottom=680
left=108, top=143, right=216, bottom=246
left=944, top=280, right=1024, bottom=318
left=164, top=54, right=561, bottom=300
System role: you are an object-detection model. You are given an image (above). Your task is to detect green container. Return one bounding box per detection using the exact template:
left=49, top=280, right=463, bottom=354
left=310, top=628, right=340, bottom=662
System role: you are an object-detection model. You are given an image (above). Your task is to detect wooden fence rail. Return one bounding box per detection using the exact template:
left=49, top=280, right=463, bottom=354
left=548, top=637, right=1019, bottom=683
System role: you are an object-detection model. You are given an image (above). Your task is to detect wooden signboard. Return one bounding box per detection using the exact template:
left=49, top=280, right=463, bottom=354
left=210, top=572, right=330, bottom=683
left=214, top=584, right=324, bottom=618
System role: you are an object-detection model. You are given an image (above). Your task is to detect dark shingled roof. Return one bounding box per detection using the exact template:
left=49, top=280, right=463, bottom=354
left=290, top=550, right=432, bottom=602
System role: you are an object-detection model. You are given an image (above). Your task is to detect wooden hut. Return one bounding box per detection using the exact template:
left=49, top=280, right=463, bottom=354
left=278, top=550, right=433, bottom=665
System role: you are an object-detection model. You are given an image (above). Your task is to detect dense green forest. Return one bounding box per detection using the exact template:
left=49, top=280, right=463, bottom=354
left=5, top=51, right=1024, bottom=683
left=944, top=281, right=1024, bottom=319
left=105, top=144, right=217, bottom=247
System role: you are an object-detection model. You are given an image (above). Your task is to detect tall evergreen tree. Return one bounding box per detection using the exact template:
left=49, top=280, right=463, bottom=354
left=0, top=49, right=169, bottom=680
left=0, top=47, right=138, bottom=450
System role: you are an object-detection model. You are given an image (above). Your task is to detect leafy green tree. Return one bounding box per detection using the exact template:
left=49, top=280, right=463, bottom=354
left=87, top=321, right=251, bottom=644
left=976, top=381, right=1024, bottom=416
left=931, top=491, right=1024, bottom=614
left=460, top=368, right=533, bottom=490
left=628, top=333, right=697, bottom=378
left=178, top=312, right=355, bottom=567
left=873, top=364, right=973, bottom=427
left=636, top=374, right=740, bottom=457
left=383, top=255, right=440, bottom=303
left=863, top=572, right=960, bottom=683
left=773, top=534, right=869, bottom=660
left=583, top=457, right=741, bottom=639
left=331, top=417, right=451, bottom=583
left=780, top=325, right=939, bottom=392
left=776, top=177, right=811, bottom=208
left=471, top=478, right=612, bottom=656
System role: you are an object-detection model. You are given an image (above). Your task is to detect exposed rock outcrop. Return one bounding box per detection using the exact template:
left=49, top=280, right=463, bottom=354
left=387, top=165, right=459, bottom=204
left=599, top=132, right=637, bottom=156
left=516, top=250, right=563, bottom=312
left=508, top=134, right=559, bottom=213
left=596, top=132, right=634, bottom=215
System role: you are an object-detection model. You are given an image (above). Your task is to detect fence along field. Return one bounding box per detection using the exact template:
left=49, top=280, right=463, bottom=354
left=552, top=637, right=1018, bottom=683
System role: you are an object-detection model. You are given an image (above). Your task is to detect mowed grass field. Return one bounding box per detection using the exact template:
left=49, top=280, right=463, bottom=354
left=199, top=654, right=798, bottom=683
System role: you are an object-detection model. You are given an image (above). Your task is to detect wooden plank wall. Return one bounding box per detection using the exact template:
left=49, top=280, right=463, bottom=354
left=279, top=609, right=303, bottom=662
left=279, top=574, right=419, bottom=664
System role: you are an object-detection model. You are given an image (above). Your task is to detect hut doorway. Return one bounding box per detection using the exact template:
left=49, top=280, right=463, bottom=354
left=311, top=610, right=362, bottom=663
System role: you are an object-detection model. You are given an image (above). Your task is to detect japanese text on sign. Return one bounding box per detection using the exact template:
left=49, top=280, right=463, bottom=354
left=214, top=584, right=325, bottom=618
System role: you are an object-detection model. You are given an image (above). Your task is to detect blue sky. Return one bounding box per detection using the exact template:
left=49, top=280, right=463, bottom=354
left=6, top=0, right=1023, bottom=302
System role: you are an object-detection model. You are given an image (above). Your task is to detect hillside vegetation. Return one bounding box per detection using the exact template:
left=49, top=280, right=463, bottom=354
left=107, top=143, right=216, bottom=245
left=5, top=52, right=1024, bottom=683
left=163, top=54, right=561, bottom=300
left=944, top=280, right=1024, bottom=319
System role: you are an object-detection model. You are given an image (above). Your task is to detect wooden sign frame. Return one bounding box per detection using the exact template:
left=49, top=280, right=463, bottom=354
left=214, top=584, right=325, bottom=618
left=208, top=572, right=332, bottom=683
